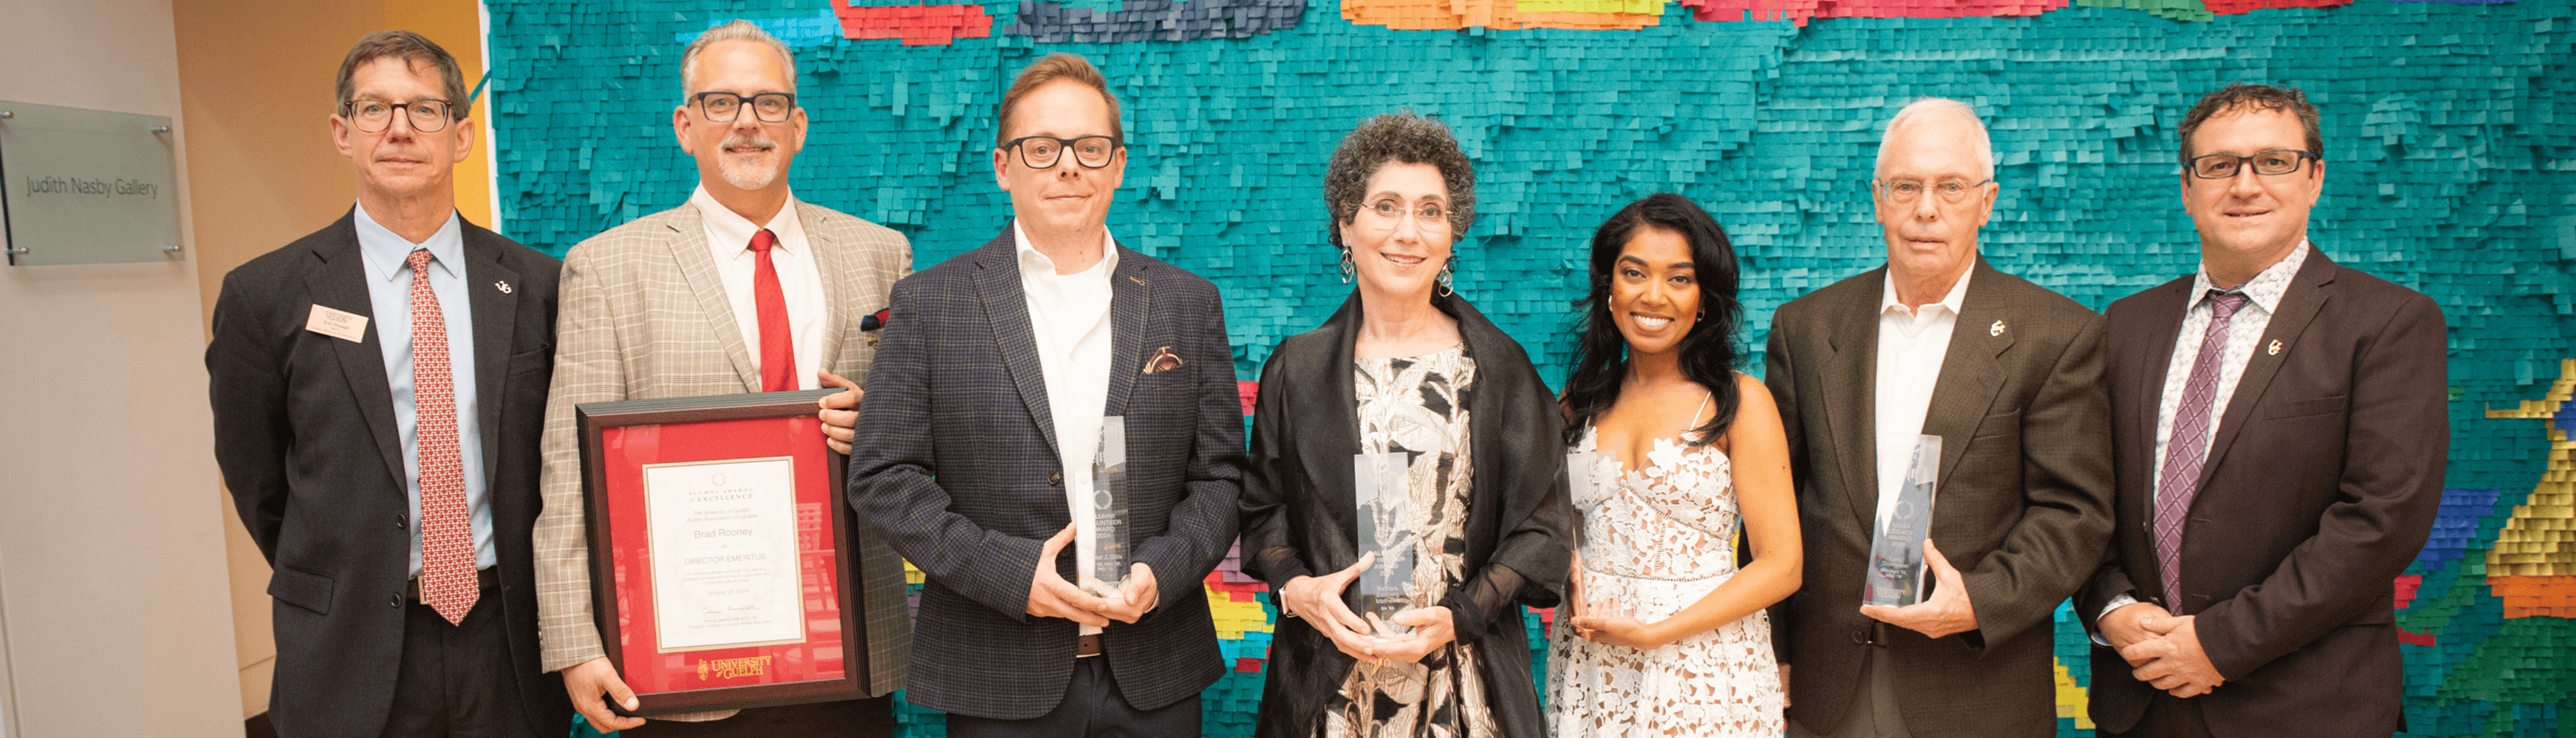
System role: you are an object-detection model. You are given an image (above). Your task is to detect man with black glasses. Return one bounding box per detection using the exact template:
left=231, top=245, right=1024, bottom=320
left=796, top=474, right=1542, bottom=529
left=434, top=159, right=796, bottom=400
left=530, top=19, right=912, bottom=736
left=209, top=30, right=574, bottom=737
left=848, top=52, right=1246, bottom=737
left=2078, top=83, right=2445, bottom=738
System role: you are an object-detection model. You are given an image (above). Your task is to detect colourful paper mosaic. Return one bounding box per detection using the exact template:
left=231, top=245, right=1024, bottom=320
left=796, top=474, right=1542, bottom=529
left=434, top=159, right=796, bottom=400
left=490, top=0, right=2576, bottom=734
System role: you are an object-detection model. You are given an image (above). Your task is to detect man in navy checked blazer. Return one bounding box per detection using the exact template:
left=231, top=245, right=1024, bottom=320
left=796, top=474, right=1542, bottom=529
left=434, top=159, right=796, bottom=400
left=848, top=53, right=1247, bottom=737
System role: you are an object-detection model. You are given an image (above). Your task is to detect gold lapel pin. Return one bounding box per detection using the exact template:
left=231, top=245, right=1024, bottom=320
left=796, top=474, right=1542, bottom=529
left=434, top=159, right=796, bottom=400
left=1990, top=319, right=2006, bottom=337
left=495, top=280, right=513, bottom=294
left=2267, top=339, right=2283, bottom=356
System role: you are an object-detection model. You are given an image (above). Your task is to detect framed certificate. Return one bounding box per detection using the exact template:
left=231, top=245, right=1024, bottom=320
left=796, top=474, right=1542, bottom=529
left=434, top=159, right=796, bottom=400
left=578, top=389, right=869, bottom=715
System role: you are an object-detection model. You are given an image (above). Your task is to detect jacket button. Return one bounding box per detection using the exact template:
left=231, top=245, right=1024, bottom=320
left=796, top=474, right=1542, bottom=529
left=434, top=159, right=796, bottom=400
left=1850, top=630, right=1867, bottom=645
left=394, top=514, right=407, bottom=530
left=389, top=594, right=403, bottom=609
left=1049, top=471, right=1063, bottom=486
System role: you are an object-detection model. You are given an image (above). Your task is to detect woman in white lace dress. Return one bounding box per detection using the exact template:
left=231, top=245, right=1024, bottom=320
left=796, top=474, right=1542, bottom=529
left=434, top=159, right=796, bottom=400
left=1548, top=193, right=1803, bottom=737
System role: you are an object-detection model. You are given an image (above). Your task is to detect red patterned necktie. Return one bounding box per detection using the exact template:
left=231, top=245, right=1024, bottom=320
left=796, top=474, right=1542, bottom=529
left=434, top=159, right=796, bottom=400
left=749, top=229, right=796, bottom=392
left=408, top=248, right=478, bottom=625
left=2153, top=291, right=2250, bottom=608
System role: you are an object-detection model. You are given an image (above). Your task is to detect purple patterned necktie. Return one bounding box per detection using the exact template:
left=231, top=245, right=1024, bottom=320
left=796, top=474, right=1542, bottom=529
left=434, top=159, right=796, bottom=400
left=2154, top=290, right=2250, bottom=608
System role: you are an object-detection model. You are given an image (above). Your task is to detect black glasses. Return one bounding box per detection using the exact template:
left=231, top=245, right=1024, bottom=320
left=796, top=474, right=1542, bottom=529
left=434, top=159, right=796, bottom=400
left=2188, top=150, right=2316, bottom=179
left=692, top=91, right=797, bottom=123
left=341, top=99, right=455, bottom=133
left=1002, top=135, right=1120, bottom=170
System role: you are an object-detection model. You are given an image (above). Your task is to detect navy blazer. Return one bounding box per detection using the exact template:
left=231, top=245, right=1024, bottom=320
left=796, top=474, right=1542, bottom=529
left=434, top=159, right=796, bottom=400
left=2078, top=247, right=2447, bottom=736
left=847, top=231, right=1247, bottom=719
left=207, top=210, right=571, bottom=737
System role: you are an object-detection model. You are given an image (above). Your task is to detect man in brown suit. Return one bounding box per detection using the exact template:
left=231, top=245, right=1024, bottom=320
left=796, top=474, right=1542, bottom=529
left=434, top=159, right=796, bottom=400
left=2076, top=83, right=2447, bottom=738
left=1764, top=98, right=2115, bottom=738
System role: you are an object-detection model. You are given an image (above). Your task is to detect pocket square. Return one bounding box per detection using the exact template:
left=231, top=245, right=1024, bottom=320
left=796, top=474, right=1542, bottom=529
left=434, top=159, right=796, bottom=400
left=1142, top=346, right=1185, bottom=374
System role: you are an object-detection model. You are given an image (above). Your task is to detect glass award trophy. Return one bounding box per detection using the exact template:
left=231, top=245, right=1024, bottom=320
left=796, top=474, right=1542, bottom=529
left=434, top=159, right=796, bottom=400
left=1865, top=435, right=1941, bottom=607
left=1082, top=417, right=1129, bottom=598
left=1352, top=452, right=1417, bottom=637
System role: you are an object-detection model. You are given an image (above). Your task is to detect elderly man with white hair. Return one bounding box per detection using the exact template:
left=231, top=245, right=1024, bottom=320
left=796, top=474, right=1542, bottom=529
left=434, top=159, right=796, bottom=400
left=1761, top=98, right=2116, bottom=738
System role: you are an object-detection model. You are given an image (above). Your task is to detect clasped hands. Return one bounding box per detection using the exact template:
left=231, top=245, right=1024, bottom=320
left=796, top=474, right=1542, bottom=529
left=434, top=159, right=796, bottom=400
left=1856, top=539, right=1980, bottom=639
left=1026, top=524, right=1161, bottom=627
left=1563, top=551, right=1677, bottom=650
left=2101, top=601, right=2224, bottom=698
left=1279, top=553, right=1458, bottom=664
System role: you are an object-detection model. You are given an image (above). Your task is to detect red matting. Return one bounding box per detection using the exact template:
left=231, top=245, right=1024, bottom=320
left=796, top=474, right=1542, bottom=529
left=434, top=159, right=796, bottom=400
left=598, top=417, right=847, bottom=696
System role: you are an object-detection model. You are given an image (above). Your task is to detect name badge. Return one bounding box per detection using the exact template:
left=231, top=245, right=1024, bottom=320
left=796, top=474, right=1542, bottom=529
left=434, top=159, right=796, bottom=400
left=306, top=304, right=368, bottom=343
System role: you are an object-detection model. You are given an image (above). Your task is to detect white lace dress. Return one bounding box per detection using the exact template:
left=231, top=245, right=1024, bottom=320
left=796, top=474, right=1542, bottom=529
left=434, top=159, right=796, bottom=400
left=1546, top=423, right=1782, bottom=737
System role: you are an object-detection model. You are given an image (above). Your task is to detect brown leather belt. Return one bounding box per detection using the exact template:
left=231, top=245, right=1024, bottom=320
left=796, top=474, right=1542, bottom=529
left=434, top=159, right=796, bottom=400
left=1077, top=633, right=1104, bottom=657
left=407, top=568, right=500, bottom=600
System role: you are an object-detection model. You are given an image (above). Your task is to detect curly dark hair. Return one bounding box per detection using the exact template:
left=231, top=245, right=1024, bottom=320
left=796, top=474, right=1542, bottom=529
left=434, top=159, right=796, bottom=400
left=1322, top=112, right=1475, bottom=249
left=2178, top=83, right=2324, bottom=168
left=1561, top=193, right=1745, bottom=447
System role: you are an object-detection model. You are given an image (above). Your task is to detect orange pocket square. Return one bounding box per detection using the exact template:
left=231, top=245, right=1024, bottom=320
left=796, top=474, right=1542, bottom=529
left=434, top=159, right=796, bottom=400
left=1142, top=346, right=1185, bottom=374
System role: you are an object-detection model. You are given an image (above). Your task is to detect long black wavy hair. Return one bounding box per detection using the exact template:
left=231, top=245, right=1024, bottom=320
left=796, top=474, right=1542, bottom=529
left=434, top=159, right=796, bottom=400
left=1561, top=193, right=1746, bottom=447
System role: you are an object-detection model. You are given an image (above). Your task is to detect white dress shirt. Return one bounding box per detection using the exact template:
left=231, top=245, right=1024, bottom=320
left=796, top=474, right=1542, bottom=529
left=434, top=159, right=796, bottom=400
left=692, top=185, right=826, bottom=390
left=352, top=201, right=496, bottom=577
left=1014, top=221, right=1120, bottom=639
left=1873, top=262, right=1974, bottom=531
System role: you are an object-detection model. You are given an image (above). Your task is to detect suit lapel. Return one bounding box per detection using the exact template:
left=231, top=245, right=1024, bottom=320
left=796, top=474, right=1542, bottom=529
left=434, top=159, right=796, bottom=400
left=307, top=215, right=406, bottom=495
left=2194, top=248, right=2336, bottom=492
left=666, top=208, right=763, bottom=392
left=1922, top=262, right=2011, bottom=490
left=2126, top=279, right=2190, bottom=516
left=975, top=233, right=1061, bottom=459
left=803, top=203, right=853, bottom=372
left=1101, top=250, right=1154, bottom=417
left=463, top=227, right=519, bottom=490
left=1821, top=270, right=1882, bottom=535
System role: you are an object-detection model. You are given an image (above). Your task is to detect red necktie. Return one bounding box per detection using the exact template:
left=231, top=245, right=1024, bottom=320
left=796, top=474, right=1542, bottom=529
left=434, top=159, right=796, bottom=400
left=407, top=249, right=478, bottom=625
left=749, top=229, right=796, bottom=392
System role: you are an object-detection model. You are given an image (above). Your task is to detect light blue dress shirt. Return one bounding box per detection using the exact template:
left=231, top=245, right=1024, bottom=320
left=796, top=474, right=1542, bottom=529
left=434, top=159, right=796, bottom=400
left=352, top=202, right=496, bottom=577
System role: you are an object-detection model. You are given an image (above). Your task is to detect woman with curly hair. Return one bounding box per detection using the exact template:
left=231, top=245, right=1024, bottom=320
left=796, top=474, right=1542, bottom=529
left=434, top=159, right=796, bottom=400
left=1548, top=193, right=1799, bottom=737
left=1238, top=111, right=1572, bottom=738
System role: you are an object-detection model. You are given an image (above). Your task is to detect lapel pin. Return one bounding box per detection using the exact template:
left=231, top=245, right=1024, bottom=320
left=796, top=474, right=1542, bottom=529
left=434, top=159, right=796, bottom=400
left=1990, top=320, right=2006, bottom=337
left=495, top=280, right=513, bottom=294
left=2267, top=339, right=2283, bottom=356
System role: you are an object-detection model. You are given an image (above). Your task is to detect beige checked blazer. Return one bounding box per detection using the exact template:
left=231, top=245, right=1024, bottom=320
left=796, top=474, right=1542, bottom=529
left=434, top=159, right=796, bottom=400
left=532, top=201, right=913, bottom=697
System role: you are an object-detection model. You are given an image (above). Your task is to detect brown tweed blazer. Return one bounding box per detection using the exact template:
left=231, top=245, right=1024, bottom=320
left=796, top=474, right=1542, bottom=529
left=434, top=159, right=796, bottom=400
left=530, top=200, right=913, bottom=698
left=1762, top=258, right=2115, bottom=738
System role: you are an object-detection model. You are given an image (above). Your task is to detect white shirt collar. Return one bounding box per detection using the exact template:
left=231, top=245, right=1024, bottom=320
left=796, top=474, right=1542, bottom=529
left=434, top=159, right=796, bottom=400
left=1879, top=258, right=1975, bottom=319
left=352, top=200, right=465, bottom=282
left=2189, top=240, right=2308, bottom=315
left=1011, top=220, right=1120, bottom=280
left=689, top=184, right=804, bottom=256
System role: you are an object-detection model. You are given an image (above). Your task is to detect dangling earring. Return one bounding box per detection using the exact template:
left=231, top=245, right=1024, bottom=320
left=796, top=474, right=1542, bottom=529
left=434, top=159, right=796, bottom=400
left=1338, top=248, right=1355, bottom=284
left=1436, top=260, right=1455, bottom=298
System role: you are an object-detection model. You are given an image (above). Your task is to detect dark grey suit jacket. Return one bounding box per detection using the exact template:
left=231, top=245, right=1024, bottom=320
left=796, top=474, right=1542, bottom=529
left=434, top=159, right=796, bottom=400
left=2077, top=247, right=2446, bottom=736
left=207, top=210, right=572, bottom=737
left=1763, top=258, right=2114, bottom=738
left=847, top=231, right=1246, bottom=719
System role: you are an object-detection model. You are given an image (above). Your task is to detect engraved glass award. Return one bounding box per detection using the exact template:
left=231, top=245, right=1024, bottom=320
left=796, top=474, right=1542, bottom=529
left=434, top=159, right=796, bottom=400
left=1083, top=416, right=1129, bottom=598
left=1865, top=435, right=1941, bottom=607
left=1352, top=452, right=1416, bottom=637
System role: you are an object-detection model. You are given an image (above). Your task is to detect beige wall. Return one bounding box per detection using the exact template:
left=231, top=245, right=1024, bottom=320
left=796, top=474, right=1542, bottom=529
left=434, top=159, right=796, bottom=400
left=0, top=1, right=244, bottom=736
left=170, top=0, right=491, bottom=719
